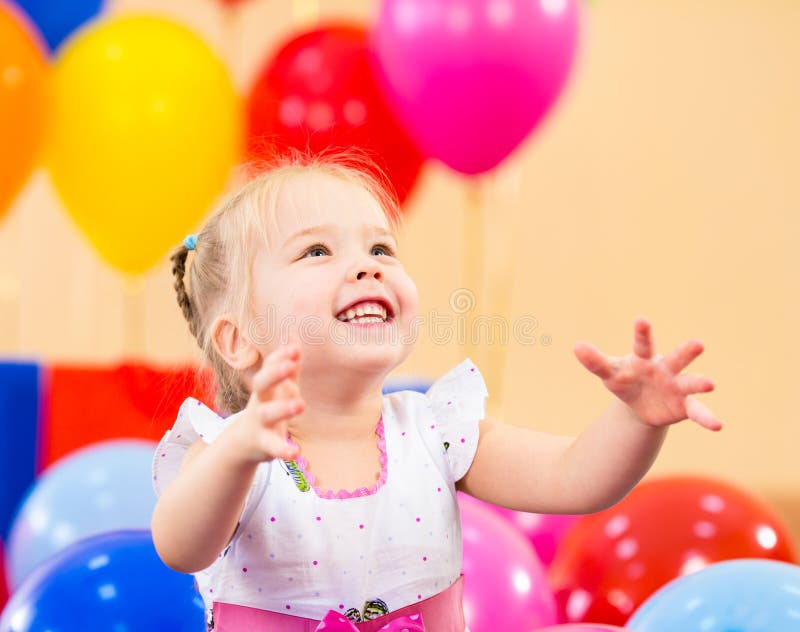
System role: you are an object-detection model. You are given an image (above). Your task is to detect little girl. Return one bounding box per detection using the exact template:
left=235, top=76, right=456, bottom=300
left=151, top=151, right=723, bottom=631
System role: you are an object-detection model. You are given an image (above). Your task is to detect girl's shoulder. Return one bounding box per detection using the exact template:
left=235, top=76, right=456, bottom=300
left=384, top=359, right=489, bottom=482
left=152, top=397, right=245, bottom=497
left=385, top=358, right=488, bottom=419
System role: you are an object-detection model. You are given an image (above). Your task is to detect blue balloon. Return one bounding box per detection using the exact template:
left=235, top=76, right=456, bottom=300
left=627, top=559, right=800, bottom=631
left=0, top=530, right=204, bottom=631
left=6, top=439, right=158, bottom=589
left=383, top=377, right=432, bottom=395
left=10, top=0, right=105, bottom=52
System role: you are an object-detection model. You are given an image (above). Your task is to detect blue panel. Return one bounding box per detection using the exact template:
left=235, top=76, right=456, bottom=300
left=0, top=361, right=41, bottom=540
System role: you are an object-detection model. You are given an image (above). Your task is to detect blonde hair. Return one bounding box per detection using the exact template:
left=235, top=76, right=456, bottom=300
left=170, top=149, right=405, bottom=415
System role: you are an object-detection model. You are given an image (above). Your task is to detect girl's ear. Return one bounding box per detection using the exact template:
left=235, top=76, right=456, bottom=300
left=210, top=314, right=260, bottom=371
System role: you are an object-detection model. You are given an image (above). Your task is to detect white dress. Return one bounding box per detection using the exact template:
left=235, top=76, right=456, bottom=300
left=152, top=358, right=488, bottom=625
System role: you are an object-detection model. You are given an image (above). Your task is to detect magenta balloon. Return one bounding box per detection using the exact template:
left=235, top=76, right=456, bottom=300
left=536, top=626, right=632, bottom=632
left=457, top=492, right=557, bottom=630
left=493, top=507, right=580, bottom=566
left=372, top=0, right=581, bottom=175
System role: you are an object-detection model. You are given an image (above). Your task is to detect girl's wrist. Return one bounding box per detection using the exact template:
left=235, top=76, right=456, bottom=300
left=211, top=418, right=267, bottom=469
left=613, top=399, right=668, bottom=434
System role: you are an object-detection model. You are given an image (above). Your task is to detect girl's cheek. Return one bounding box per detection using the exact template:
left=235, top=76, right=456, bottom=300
left=402, top=277, right=419, bottom=312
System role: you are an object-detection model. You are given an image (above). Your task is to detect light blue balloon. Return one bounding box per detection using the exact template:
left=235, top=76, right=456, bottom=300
left=627, top=559, right=800, bottom=631
left=6, top=439, right=158, bottom=589
left=383, top=377, right=431, bottom=395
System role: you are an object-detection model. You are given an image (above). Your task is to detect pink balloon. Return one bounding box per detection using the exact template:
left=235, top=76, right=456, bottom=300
left=536, top=626, right=632, bottom=632
left=458, top=492, right=557, bottom=631
left=492, top=507, right=580, bottom=567
left=371, top=0, right=581, bottom=175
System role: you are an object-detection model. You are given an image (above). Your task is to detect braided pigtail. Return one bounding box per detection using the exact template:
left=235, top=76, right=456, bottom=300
left=170, top=245, right=200, bottom=345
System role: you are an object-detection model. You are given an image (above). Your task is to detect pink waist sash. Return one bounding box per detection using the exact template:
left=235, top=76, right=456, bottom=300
left=212, top=575, right=465, bottom=632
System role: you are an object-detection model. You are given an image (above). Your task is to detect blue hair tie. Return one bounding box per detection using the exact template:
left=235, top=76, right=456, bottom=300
left=183, top=234, right=198, bottom=251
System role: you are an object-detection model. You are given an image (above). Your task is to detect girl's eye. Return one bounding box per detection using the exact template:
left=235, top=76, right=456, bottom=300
left=301, top=243, right=396, bottom=259
left=302, top=244, right=330, bottom=258
left=372, top=243, right=396, bottom=257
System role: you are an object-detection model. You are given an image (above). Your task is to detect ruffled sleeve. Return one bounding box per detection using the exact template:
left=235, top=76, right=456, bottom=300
left=424, top=358, right=489, bottom=482
left=151, top=397, right=241, bottom=498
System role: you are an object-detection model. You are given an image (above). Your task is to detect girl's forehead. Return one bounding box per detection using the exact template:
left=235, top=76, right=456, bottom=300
left=265, top=172, right=391, bottom=247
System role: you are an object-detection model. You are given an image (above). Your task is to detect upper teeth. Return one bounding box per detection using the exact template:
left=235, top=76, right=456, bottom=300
left=337, top=301, right=388, bottom=322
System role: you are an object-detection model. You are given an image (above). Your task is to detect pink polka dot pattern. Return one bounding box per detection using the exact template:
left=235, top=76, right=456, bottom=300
left=150, top=358, right=489, bottom=622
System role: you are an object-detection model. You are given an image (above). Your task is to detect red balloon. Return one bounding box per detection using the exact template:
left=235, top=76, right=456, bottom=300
left=548, top=476, right=798, bottom=626
left=246, top=24, right=423, bottom=205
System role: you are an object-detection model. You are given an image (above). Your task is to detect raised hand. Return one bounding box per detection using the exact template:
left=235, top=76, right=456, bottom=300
left=573, top=317, right=723, bottom=431
left=228, top=344, right=305, bottom=463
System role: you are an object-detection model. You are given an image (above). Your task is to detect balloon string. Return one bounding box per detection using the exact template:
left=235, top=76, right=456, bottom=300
left=122, top=275, right=146, bottom=359
left=221, top=3, right=243, bottom=91
left=462, top=179, right=487, bottom=389
left=484, top=163, right=522, bottom=421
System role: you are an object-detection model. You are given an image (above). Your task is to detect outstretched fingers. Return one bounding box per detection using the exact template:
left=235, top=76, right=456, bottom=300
left=663, top=339, right=705, bottom=374
left=685, top=395, right=723, bottom=432
left=255, top=398, right=304, bottom=459
left=574, top=341, right=617, bottom=380
left=675, top=373, right=715, bottom=395
left=252, top=346, right=301, bottom=403
left=633, top=317, right=655, bottom=359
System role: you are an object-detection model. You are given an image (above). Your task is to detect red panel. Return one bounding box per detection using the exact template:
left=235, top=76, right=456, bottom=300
left=41, top=363, right=214, bottom=471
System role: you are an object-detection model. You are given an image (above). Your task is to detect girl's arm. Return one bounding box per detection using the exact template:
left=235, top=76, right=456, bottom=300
left=457, top=317, right=723, bottom=514
left=152, top=436, right=259, bottom=573
left=151, top=345, right=305, bottom=573
left=457, top=401, right=666, bottom=514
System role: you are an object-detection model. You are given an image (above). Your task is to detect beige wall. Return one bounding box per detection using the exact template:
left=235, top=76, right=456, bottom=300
left=1, top=0, right=798, bottom=512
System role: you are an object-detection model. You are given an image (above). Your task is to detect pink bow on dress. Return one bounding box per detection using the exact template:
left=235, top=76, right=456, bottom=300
left=315, top=610, right=425, bottom=631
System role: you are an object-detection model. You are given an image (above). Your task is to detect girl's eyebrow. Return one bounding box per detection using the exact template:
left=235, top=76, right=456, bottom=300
left=282, top=224, right=396, bottom=248
left=282, top=224, right=336, bottom=248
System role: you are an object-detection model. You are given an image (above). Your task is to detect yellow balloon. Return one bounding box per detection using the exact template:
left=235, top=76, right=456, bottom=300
left=47, top=15, right=242, bottom=274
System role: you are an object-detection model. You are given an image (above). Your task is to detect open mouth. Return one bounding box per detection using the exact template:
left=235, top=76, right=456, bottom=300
left=335, top=300, right=395, bottom=325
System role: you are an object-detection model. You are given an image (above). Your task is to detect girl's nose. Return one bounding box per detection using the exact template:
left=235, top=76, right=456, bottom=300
left=349, top=256, right=383, bottom=282
left=356, top=269, right=383, bottom=281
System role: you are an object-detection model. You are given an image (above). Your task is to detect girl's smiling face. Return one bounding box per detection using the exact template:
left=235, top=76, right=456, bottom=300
left=248, top=170, right=419, bottom=378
